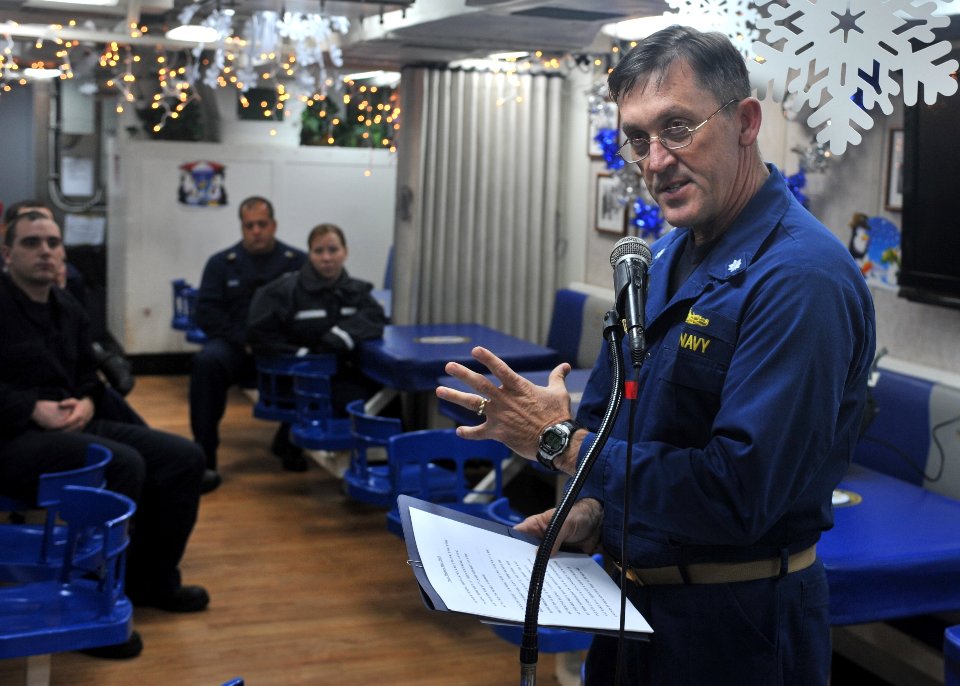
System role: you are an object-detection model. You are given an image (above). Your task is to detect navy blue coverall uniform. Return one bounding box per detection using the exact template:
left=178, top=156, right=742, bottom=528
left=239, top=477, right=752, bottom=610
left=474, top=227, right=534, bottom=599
left=0, top=272, right=205, bottom=601
left=246, top=265, right=387, bottom=416
left=190, top=240, right=306, bottom=469
left=575, top=166, right=876, bottom=686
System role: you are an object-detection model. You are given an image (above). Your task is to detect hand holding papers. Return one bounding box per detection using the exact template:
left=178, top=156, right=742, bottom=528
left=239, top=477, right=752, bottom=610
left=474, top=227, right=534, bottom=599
left=399, top=496, right=652, bottom=637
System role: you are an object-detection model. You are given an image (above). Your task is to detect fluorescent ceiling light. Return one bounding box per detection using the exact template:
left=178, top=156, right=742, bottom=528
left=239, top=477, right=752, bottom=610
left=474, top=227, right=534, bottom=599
left=342, top=70, right=401, bottom=86
left=165, top=24, right=220, bottom=43
left=488, top=51, right=529, bottom=61
left=23, top=67, right=62, bottom=79
left=601, top=15, right=674, bottom=41
left=34, top=0, right=118, bottom=5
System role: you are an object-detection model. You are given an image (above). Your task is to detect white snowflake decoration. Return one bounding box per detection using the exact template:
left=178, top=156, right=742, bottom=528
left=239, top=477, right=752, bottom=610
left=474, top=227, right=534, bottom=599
left=227, top=11, right=349, bottom=95
left=750, top=0, right=959, bottom=155
left=665, top=0, right=760, bottom=58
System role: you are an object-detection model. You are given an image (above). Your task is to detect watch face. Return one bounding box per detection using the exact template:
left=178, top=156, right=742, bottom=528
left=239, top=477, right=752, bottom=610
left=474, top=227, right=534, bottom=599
left=542, top=430, right=565, bottom=452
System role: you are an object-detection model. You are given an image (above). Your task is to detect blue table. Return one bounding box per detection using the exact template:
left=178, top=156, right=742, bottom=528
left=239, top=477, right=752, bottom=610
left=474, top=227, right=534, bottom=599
left=437, top=368, right=593, bottom=427
left=359, top=323, right=559, bottom=393
left=820, top=463, right=960, bottom=626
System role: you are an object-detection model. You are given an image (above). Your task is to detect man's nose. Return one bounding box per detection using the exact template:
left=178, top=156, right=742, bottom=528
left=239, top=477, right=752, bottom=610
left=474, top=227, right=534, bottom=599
left=644, top=139, right=677, bottom=172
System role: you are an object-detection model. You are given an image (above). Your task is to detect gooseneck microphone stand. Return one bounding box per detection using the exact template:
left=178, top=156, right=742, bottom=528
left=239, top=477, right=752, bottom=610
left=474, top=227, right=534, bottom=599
left=519, top=310, right=626, bottom=686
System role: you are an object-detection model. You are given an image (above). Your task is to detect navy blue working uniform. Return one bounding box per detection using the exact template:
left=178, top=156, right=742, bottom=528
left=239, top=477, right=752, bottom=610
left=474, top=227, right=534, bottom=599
left=190, top=239, right=305, bottom=469
left=246, top=265, right=386, bottom=416
left=576, top=167, right=876, bottom=686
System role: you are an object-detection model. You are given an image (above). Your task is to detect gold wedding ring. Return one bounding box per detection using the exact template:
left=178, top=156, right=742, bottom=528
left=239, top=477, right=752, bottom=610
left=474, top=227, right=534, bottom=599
left=476, top=397, right=488, bottom=417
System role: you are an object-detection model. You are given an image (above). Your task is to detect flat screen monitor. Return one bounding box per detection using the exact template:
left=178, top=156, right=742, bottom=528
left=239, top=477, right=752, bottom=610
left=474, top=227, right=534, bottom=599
left=899, top=27, right=960, bottom=309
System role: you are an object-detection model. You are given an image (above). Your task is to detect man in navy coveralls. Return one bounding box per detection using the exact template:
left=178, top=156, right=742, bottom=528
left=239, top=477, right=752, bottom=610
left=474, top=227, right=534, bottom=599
left=438, top=26, right=876, bottom=686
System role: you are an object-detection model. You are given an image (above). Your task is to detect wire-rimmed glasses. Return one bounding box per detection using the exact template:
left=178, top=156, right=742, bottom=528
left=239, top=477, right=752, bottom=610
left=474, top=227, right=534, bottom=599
left=617, top=99, right=740, bottom=164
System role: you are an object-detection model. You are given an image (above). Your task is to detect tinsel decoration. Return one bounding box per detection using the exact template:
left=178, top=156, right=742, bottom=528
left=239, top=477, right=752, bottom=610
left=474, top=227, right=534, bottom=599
left=585, top=81, right=612, bottom=116
left=790, top=141, right=832, bottom=174
left=610, top=165, right=640, bottom=206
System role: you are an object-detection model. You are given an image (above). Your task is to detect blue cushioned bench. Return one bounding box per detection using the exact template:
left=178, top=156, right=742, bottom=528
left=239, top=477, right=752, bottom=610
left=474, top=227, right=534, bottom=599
left=820, top=366, right=960, bottom=625
left=545, top=288, right=611, bottom=369
left=852, top=367, right=960, bottom=500
left=818, top=364, right=960, bottom=683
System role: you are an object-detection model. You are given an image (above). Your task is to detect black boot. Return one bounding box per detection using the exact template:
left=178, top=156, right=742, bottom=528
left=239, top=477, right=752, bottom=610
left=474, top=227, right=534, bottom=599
left=79, top=630, right=143, bottom=659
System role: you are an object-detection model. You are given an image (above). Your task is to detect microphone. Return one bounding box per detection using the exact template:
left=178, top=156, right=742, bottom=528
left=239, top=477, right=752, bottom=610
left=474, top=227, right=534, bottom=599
left=610, top=236, right=653, bottom=368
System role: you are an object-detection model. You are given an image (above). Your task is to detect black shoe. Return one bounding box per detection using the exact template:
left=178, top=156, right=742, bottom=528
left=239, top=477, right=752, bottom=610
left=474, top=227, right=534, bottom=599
left=271, top=423, right=293, bottom=458
left=200, top=469, right=222, bottom=494
left=132, top=585, right=210, bottom=613
left=79, top=630, right=143, bottom=659
left=282, top=449, right=308, bottom=472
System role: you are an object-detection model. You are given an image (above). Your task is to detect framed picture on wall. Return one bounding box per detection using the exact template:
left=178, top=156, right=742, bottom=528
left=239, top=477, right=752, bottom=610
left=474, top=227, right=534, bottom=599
left=588, top=105, right=620, bottom=158
left=595, top=174, right=626, bottom=234
left=885, top=128, right=904, bottom=211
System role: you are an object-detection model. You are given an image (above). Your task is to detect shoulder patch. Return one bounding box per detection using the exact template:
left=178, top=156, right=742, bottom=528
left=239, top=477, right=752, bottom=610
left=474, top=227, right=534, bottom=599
left=226, top=251, right=237, bottom=262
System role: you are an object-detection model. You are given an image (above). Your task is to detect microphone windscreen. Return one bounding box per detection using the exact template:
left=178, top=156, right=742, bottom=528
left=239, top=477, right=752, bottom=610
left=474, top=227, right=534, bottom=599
left=610, top=235, right=653, bottom=267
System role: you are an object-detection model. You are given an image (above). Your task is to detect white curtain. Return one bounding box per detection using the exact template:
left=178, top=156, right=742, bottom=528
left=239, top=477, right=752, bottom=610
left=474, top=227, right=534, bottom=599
left=392, top=66, right=565, bottom=343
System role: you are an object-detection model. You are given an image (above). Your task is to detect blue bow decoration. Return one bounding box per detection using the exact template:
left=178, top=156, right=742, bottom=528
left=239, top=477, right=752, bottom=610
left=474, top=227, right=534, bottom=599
left=595, top=127, right=624, bottom=170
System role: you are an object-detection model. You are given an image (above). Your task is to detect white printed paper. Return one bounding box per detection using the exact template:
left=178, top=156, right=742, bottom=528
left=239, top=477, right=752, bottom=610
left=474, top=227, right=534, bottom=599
left=410, top=507, right=652, bottom=634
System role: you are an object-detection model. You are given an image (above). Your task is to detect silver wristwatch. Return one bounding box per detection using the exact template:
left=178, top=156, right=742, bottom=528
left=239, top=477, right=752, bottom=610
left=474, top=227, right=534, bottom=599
left=536, top=420, right=579, bottom=471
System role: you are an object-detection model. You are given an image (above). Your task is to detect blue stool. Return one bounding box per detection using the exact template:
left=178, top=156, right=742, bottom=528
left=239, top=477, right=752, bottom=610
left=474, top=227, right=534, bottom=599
left=384, top=429, right=515, bottom=537
left=288, top=358, right=356, bottom=452
left=0, top=486, right=136, bottom=686
left=171, top=279, right=207, bottom=343
left=253, top=355, right=310, bottom=423
left=0, top=444, right=113, bottom=582
left=343, top=399, right=403, bottom=505
left=946, top=624, right=960, bottom=686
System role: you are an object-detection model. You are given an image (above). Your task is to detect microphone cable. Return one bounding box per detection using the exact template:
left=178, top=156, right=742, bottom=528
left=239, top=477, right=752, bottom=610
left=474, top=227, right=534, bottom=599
left=615, top=365, right=641, bottom=686
left=519, top=311, right=625, bottom=686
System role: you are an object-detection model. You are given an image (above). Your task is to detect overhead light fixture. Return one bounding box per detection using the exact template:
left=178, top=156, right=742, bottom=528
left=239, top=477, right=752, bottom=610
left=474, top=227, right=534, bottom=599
left=342, top=70, right=401, bottom=86
left=601, top=15, right=675, bottom=41
left=34, top=0, right=119, bottom=6
left=488, top=51, right=529, bottom=61
left=23, top=67, right=63, bottom=79
left=165, top=24, right=221, bottom=43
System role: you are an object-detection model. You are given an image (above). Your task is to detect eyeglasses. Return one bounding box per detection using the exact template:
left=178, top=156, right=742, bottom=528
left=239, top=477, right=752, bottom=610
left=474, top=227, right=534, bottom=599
left=617, top=99, right=740, bottom=164
left=17, top=236, right=62, bottom=250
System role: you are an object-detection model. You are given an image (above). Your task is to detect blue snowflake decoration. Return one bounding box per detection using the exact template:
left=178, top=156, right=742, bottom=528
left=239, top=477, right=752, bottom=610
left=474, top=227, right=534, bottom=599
left=785, top=169, right=809, bottom=208
left=630, top=197, right=664, bottom=239
left=595, top=128, right=624, bottom=171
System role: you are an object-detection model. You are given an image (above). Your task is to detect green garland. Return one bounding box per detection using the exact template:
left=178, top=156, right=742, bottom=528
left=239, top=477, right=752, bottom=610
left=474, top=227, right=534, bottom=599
left=300, top=86, right=398, bottom=148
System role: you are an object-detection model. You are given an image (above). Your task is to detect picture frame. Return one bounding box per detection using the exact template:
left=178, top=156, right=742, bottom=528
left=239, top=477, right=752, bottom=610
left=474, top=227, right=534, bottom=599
left=588, top=104, right=620, bottom=158
left=885, top=128, right=904, bottom=211
left=595, top=174, right=626, bottom=235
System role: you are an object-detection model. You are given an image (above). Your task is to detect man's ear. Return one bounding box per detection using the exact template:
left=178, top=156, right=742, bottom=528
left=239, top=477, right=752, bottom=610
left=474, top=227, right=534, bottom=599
left=737, top=97, right=763, bottom=147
